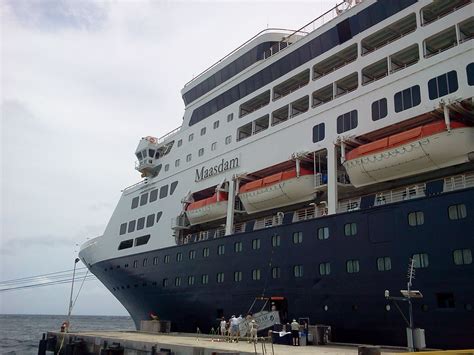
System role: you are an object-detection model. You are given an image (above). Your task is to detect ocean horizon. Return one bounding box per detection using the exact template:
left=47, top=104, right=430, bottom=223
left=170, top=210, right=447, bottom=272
left=0, top=314, right=135, bottom=355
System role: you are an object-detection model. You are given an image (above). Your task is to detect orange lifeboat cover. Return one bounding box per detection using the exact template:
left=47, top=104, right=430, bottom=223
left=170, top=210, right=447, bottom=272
left=346, top=121, right=466, bottom=161
left=187, top=192, right=228, bottom=211
left=239, top=168, right=313, bottom=193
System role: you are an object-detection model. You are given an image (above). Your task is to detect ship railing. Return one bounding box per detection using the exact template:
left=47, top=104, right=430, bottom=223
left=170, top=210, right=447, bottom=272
left=134, top=159, right=156, bottom=170
left=293, top=205, right=327, bottom=222
left=421, top=0, right=471, bottom=27
left=424, top=41, right=458, bottom=59
left=281, top=1, right=353, bottom=46
left=122, top=179, right=147, bottom=193
left=389, top=58, right=419, bottom=74
left=213, top=228, right=226, bottom=239
left=374, top=184, right=427, bottom=206
left=157, top=125, right=182, bottom=144
left=337, top=198, right=362, bottom=213
left=361, top=27, right=417, bottom=57
left=233, top=222, right=246, bottom=234
left=254, top=214, right=283, bottom=230
left=198, top=230, right=210, bottom=241
left=444, top=172, right=474, bottom=192
left=313, top=57, right=358, bottom=81
left=183, top=28, right=298, bottom=89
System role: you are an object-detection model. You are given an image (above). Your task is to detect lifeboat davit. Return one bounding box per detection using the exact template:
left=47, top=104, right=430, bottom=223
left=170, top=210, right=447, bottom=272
left=239, top=168, right=315, bottom=214
left=186, top=192, right=228, bottom=225
left=344, top=121, right=474, bottom=187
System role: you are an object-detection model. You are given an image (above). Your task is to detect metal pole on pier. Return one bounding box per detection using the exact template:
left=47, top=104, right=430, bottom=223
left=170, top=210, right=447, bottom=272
left=66, top=258, right=80, bottom=332
left=407, top=258, right=415, bottom=351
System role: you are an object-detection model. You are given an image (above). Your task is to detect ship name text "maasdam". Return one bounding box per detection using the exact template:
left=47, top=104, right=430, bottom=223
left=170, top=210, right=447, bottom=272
left=195, top=157, right=239, bottom=182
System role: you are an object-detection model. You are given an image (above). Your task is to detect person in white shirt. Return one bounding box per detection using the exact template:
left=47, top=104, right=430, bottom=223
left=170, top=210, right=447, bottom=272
left=219, top=317, right=226, bottom=336
left=230, top=315, right=239, bottom=342
left=291, top=319, right=300, bottom=346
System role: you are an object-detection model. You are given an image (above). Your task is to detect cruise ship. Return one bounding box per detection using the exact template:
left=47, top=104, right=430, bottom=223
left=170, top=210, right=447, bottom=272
left=79, top=0, right=474, bottom=349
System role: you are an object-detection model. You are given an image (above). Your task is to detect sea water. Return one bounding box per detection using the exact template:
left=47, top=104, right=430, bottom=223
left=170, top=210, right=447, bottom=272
left=0, top=314, right=134, bottom=355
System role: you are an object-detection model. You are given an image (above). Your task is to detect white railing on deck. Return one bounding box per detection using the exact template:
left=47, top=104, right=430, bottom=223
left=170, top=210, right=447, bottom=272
left=293, top=205, right=327, bottom=222
left=157, top=125, right=181, bottom=144
left=444, top=172, right=474, bottom=192
left=281, top=1, right=353, bottom=45
left=373, top=184, right=426, bottom=207
left=337, top=198, right=362, bottom=213
left=214, top=228, right=226, bottom=238
left=197, top=230, right=209, bottom=241
left=254, top=213, right=283, bottom=230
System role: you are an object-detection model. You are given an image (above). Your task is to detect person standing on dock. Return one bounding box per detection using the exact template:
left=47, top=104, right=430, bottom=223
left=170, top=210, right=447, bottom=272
left=291, top=319, right=300, bottom=346
left=248, top=320, right=258, bottom=344
left=230, top=315, right=239, bottom=342
left=220, top=317, right=226, bottom=336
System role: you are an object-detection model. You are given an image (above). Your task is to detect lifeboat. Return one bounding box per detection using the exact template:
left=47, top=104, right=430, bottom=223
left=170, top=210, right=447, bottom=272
left=344, top=121, right=474, bottom=187
left=239, top=168, right=316, bottom=214
left=186, top=192, right=228, bottom=225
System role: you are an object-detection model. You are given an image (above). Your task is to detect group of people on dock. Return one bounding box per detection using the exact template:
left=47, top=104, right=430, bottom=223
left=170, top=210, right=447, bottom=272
left=218, top=314, right=258, bottom=343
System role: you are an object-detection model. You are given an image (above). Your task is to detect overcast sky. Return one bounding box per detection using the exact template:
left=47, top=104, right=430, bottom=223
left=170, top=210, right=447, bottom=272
left=1, top=0, right=333, bottom=317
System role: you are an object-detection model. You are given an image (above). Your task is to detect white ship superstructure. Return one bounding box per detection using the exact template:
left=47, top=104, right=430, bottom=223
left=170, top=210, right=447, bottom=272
left=80, top=0, right=474, bottom=348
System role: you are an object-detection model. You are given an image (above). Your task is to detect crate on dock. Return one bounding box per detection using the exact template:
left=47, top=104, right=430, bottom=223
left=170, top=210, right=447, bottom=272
left=140, top=320, right=171, bottom=333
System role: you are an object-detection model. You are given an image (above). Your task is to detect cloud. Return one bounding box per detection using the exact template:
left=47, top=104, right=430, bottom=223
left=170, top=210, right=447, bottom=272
left=4, top=0, right=108, bottom=31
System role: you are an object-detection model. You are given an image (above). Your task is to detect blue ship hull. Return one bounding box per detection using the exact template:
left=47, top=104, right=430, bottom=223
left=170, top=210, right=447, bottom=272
left=91, top=186, right=474, bottom=349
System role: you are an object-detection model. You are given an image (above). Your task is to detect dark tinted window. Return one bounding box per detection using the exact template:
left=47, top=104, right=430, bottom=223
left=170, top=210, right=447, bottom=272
left=119, top=223, right=127, bottom=235
left=337, top=110, right=358, bottom=133
left=170, top=181, right=179, bottom=195
left=371, top=98, right=388, bottom=121
left=188, top=0, right=416, bottom=126
left=394, top=85, right=421, bottom=112
left=428, top=70, right=458, bottom=100
left=135, top=235, right=150, bottom=246
left=146, top=214, right=155, bottom=228
left=159, top=185, right=169, bottom=199
left=131, top=197, right=139, bottom=209
left=149, top=189, right=158, bottom=202
left=182, top=41, right=275, bottom=105
left=127, top=220, right=136, bottom=233
left=467, top=63, right=474, bottom=86
left=136, top=217, right=145, bottom=230
left=140, top=193, right=148, bottom=206
left=118, top=239, right=133, bottom=250
left=156, top=211, right=163, bottom=223
left=312, top=123, right=325, bottom=143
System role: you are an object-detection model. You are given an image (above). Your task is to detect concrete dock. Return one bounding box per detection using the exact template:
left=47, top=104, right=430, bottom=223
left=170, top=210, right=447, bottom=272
left=42, top=330, right=409, bottom=355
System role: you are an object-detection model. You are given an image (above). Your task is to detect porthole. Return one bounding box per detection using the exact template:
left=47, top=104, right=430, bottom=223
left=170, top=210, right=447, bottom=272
left=323, top=305, right=328, bottom=311
left=385, top=304, right=391, bottom=311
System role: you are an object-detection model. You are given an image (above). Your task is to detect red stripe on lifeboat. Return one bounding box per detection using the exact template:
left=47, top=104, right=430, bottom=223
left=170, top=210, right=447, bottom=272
left=186, top=192, right=228, bottom=211
left=346, top=121, right=467, bottom=161
left=239, top=167, right=314, bottom=193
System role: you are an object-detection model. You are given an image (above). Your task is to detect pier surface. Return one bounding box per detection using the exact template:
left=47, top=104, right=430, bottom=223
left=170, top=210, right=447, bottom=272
left=45, top=330, right=408, bottom=354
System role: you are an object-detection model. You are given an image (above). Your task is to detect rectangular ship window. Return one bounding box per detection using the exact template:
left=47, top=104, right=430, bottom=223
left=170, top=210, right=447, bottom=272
left=118, top=239, right=133, bottom=250
left=135, top=234, right=150, bottom=248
